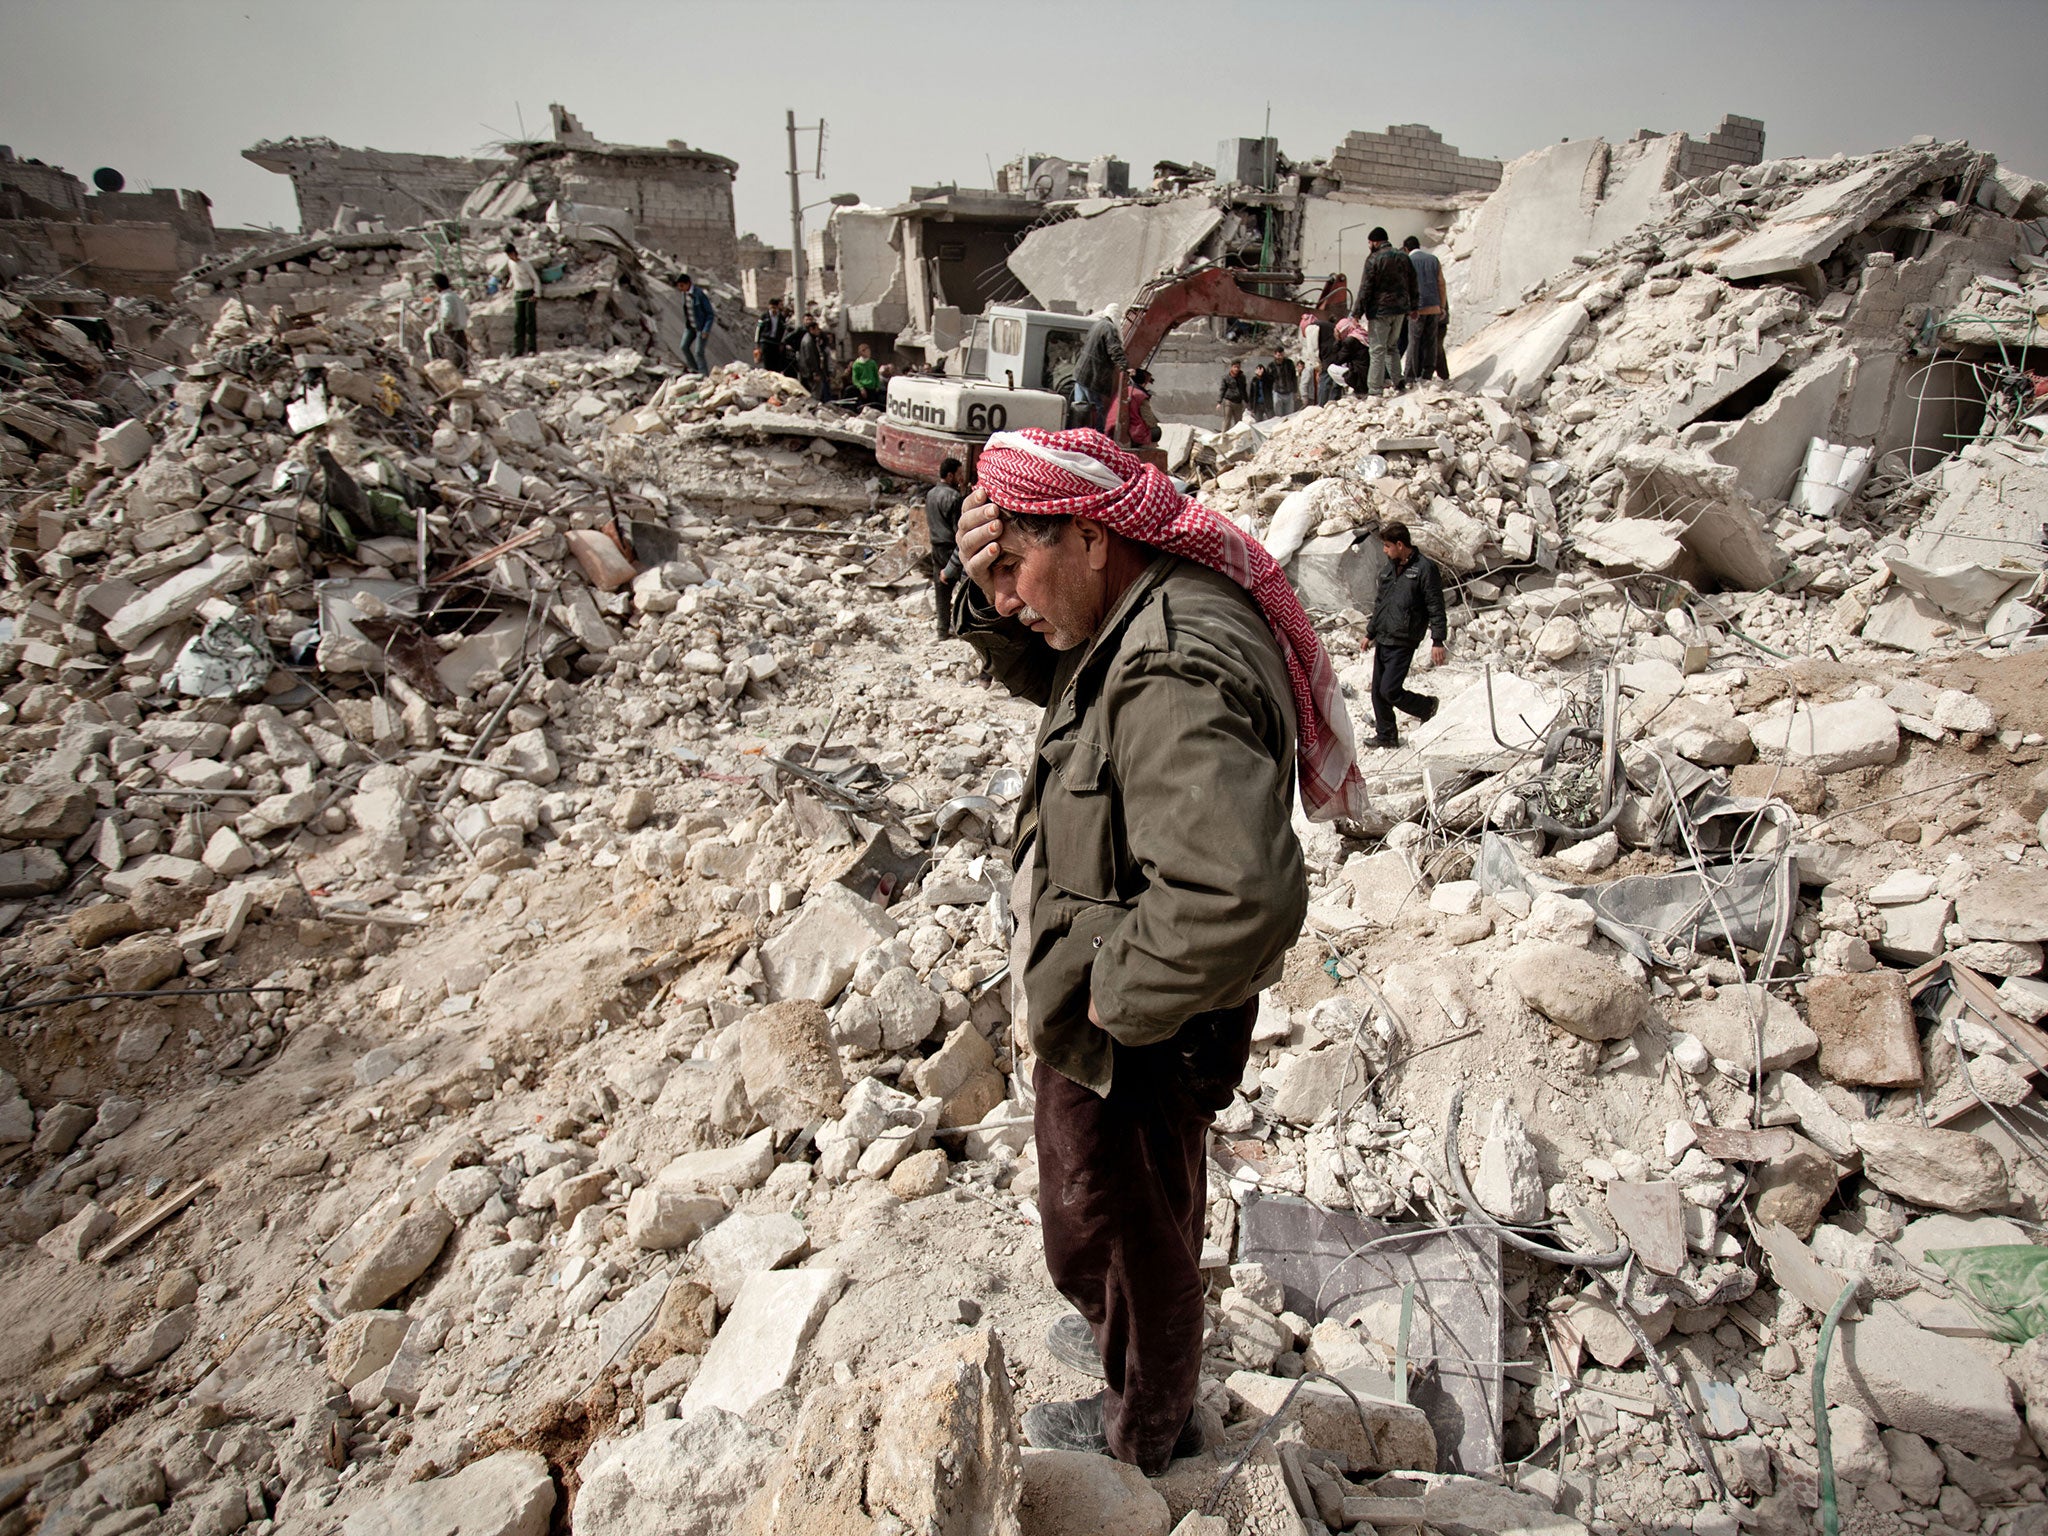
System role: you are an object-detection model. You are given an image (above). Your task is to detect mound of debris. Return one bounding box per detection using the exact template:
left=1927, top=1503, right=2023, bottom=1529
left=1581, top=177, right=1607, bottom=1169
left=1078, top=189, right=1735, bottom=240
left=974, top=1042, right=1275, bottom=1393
left=2, top=131, right=2048, bottom=1536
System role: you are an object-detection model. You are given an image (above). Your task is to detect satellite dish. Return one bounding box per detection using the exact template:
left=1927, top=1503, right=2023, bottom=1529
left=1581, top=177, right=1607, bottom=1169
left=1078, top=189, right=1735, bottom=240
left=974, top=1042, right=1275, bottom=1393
left=92, top=167, right=126, bottom=193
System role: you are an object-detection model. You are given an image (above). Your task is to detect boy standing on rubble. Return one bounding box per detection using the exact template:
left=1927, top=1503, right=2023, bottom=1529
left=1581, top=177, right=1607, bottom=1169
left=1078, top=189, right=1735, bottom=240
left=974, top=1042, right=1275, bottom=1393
left=1366, top=519, right=1447, bottom=748
left=503, top=243, right=539, bottom=357
left=425, top=272, right=469, bottom=372
left=675, top=273, right=714, bottom=374
left=1217, top=360, right=1249, bottom=428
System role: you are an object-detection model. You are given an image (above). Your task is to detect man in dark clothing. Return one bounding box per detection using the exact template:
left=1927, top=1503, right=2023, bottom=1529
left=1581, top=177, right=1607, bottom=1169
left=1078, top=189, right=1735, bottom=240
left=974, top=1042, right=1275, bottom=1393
left=1402, top=236, right=1450, bottom=383
left=1366, top=520, right=1448, bottom=747
left=1350, top=227, right=1417, bottom=396
left=1269, top=347, right=1299, bottom=415
left=925, top=457, right=966, bottom=638
left=675, top=273, right=714, bottom=374
left=754, top=297, right=792, bottom=374
left=795, top=318, right=828, bottom=397
left=1217, top=361, right=1249, bottom=428
left=1073, top=308, right=1126, bottom=434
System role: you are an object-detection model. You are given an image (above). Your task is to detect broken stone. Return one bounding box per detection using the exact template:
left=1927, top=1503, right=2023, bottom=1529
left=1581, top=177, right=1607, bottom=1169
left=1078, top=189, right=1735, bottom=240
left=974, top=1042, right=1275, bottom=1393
left=760, top=885, right=899, bottom=1004
left=335, top=1207, right=453, bottom=1312
left=736, top=999, right=845, bottom=1132
left=1605, top=1181, right=1687, bottom=1275
left=1019, top=1450, right=1170, bottom=1536
left=1851, top=1122, right=2010, bottom=1213
left=107, top=1304, right=194, bottom=1376
left=97, top=933, right=184, bottom=992
left=1225, top=1370, right=1436, bottom=1473
left=325, top=1310, right=411, bottom=1388
left=750, top=1329, right=1022, bottom=1535
left=1827, top=1308, right=2023, bottom=1459
left=1681, top=984, right=1818, bottom=1071
left=1474, top=1098, right=1545, bottom=1223
left=1748, top=699, right=1900, bottom=774
left=342, top=1450, right=554, bottom=1536
left=695, top=1211, right=808, bottom=1307
left=1506, top=941, right=1648, bottom=1041
left=678, top=1266, right=844, bottom=1419
left=1806, top=971, right=1923, bottom=1087
left=0, top=783, right=95, bottom=841
left=0, top=846, right=69, bottom=897
left=1956, top=867, right=2048, bottom=943
left=36, top=1201, right=113, bottom=1263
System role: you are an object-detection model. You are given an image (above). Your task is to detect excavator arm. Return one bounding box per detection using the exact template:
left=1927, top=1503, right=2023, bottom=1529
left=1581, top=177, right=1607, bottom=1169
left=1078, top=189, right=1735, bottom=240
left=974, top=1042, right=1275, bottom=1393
left=1119, top=266, right=1348, bottom=371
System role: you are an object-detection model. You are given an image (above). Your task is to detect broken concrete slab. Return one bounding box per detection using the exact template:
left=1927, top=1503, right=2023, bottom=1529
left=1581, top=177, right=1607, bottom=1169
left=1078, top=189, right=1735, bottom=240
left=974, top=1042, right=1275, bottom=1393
left=1451, top=297, right=1589, bottom=406
left=1707, top=352, right=1853, bottom=503
left=1711, top=145, right=1975, bottom=281
left=1604, top=1181, right=1687, bottom=1276
left=1850, top=1121, right=2010, bottom=1213
left=342, top=1451, right=554, bottom=1536
left=760, top=884, right=899, bottom=1005
left=1825, top=1307, right=2023, bottom=1459
left=104, top=551, right=258, bottom=650
left=678, top=1266, right=844, bottom=1419
left=1956, top=867, right=2048, bottom=943
left=1747, top=698, right=1899, bottom=773
left=1679, top=983, right=1818, bottom=1071
left=1006, top=200, right=1223, bottom=316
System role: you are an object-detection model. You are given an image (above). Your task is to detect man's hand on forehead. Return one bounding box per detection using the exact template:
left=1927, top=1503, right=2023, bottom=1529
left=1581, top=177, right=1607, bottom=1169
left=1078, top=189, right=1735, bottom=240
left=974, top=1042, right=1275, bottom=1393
left=959, top=487, right=1005, bottom=600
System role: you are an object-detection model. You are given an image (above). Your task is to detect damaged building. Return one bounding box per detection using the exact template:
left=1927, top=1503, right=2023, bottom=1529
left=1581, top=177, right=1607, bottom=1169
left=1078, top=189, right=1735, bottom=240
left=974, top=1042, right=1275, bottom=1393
left=463, top=106, right=739, bottom=277
left=243, top=138, right=507, bottom=235
left=0, top=146, right=236, bottom=301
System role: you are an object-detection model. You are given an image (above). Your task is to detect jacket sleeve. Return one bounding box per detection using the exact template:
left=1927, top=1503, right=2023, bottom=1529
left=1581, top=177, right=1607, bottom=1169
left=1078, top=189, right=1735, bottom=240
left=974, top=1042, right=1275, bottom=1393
left=956, top=584, right=1058, bottom=706
left=1089, top=650, right=1306, bottom=1045
left=1424, top=560, right=1448, bottom=644
left=1106, top=327, right=1127, bottom=373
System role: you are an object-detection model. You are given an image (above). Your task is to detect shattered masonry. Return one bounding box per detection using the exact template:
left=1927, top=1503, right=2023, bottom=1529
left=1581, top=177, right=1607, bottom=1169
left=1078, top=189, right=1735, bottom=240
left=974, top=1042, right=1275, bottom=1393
left=1, top=106, right=2047, bottom=1536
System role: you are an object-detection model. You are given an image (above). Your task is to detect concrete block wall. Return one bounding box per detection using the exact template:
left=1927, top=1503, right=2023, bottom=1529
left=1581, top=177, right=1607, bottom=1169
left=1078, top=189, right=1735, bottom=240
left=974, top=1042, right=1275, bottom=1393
left=1329, top=124, right=1503, bottom=198
left=1674, top=115, right=1766, bottom=182
left=554, top=161, right=737, bottom=275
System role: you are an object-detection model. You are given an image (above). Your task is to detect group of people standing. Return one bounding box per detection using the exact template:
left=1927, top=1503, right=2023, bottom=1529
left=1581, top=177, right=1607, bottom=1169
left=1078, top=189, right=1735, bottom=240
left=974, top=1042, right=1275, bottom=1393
left=752, top=294, right=886, bottom=405
left=1216, top=347, right=1301, bottom=429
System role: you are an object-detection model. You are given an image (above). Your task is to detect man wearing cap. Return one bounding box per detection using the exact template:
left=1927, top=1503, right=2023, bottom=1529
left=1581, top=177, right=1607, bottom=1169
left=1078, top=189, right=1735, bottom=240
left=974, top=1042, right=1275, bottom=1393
left=953, top=428, right=1365, bottom=1473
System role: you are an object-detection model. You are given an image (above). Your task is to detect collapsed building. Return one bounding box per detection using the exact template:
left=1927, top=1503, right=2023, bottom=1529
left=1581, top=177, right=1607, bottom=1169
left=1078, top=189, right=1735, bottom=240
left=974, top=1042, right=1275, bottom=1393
left=809, top=115, right=1767, bottom=424
left=1, top=100, right=2047, bottom=1536
left=0, top=146, right=243, bottom=302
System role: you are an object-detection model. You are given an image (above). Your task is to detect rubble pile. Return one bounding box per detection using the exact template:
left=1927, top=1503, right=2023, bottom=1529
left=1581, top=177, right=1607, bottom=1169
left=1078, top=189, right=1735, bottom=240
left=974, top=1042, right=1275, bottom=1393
left=2, top=132, right=2048, bottom=1536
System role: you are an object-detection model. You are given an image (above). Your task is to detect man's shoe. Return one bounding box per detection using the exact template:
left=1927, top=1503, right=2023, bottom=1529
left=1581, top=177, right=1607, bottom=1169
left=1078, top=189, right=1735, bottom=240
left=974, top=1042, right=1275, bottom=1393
left=1172, top=1411, right=1207, bottom=1460
left=1023, top=1393, right=1109, bottom=1454
left=1417, top=694, right=1440, bottom=723
left=1047, top=1313, right=1106, bottom=1379
left=1373, top=735, right=1400, bottom=750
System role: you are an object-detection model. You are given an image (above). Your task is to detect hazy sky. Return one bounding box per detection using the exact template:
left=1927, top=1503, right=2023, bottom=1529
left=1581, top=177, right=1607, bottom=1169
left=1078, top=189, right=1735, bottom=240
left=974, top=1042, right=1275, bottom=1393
left=5, top=0, right=2046, bottom=245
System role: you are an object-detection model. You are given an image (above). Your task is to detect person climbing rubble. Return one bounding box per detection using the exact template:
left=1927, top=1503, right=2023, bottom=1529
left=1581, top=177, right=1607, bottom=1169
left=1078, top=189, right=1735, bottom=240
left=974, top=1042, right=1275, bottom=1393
left=423, top=271, right=469, bottom=373
left=952, top=426, right=1365, bottom=1473
left=1365, top=519, right=1447, bottom=749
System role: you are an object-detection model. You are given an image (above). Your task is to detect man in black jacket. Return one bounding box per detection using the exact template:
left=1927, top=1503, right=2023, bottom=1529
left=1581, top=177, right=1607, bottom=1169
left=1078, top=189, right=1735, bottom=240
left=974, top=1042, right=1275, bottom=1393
left=1351, top=227, right=1418, bottom=397
left=754, top=297, right=792, bottom=374
left=1366, top=520, right=1447, bottom=747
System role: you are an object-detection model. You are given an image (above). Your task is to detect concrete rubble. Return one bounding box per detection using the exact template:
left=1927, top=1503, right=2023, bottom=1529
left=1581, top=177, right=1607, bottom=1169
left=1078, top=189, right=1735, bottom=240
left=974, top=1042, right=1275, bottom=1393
left=1, top=118, right=2047, bottom=1536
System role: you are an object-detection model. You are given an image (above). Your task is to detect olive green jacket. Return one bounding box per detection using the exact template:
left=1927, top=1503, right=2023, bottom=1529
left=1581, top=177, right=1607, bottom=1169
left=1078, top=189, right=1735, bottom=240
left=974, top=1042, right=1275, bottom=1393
left=962, top=555, right=1307, bottom=1096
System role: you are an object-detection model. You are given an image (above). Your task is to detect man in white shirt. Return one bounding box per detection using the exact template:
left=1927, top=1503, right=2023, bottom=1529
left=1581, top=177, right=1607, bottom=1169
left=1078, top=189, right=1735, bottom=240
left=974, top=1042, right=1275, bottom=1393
left=504, top=242, right=539, bottom=356
left=426, top=272, right=470, bottom=370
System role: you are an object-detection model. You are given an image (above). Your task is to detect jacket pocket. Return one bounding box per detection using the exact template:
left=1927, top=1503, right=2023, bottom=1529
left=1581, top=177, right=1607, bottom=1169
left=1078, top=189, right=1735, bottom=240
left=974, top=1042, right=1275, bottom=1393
left=1038, top=734, right=1119, bottom=902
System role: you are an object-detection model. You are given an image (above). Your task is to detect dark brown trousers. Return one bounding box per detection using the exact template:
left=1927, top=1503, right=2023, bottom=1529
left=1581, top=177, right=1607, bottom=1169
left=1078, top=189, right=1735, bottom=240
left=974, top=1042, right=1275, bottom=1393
left=1034, top=998, right=1257, bottom=1472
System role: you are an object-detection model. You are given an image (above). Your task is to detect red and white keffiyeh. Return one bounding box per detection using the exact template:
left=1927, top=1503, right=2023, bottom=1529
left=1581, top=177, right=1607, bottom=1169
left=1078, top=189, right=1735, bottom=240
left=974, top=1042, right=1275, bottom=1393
left=977, top=427, right=1367, bottom=822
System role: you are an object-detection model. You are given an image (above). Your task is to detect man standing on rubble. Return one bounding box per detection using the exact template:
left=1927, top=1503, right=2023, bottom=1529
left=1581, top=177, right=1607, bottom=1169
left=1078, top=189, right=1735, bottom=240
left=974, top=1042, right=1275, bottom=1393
left=1402, top=237, right=1450, bottom=384
left=754, top=296, right=792, bottom=374
left=1073, top=305, right=1125, bottom=435
left=1366, top=519, right=1447, bottom=748
left=952, top=427, right=1365, bottom=1475
left=926, top=456, right=967, bottom=639
left=504, top=243, right=539, bottom=357
left=675, top=273, right=714, bottom=375
left=1217, top=360, right=1249, bottom=429
left=1350, top=227, right=1416, bottom=396
left=1269, top=345, right=1299, bottom=417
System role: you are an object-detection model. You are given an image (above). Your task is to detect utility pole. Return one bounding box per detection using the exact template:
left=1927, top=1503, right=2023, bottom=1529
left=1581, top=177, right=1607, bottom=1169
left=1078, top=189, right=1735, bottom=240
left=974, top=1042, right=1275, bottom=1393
left=786, top=109, right=805, bottom=317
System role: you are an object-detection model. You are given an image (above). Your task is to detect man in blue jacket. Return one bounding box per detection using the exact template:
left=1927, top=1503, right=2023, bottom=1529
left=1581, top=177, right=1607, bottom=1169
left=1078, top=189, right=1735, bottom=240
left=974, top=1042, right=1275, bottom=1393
left=675, top=274, right=715, bottom=375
